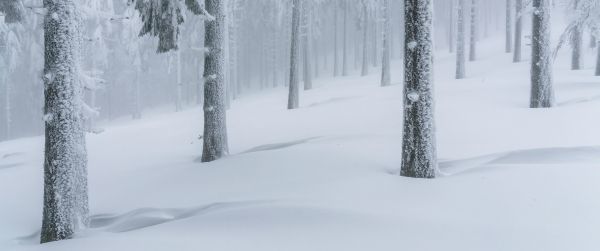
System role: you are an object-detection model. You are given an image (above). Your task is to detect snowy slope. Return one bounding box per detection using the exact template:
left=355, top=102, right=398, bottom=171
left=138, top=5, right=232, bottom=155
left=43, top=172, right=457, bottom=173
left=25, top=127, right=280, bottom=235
left=2, top=34, right=600, bottom=250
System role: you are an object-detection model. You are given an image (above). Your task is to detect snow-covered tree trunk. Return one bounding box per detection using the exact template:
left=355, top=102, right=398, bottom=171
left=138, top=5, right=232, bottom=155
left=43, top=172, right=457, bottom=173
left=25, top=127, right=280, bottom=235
left=571, top=26, right=583, bottom=70
left=288, top=0, right=301, bottom=109
left=401, top=0, right=437, bottom=179
left=302, top=1, right=313, bottom=90
left=595, top=40, right=600, bottom=76
left=132, top=66, right=142, bottom=119
left=176, top=44, right=183, bottom=112
left=41, top=0, right=89, bottom=243
left=456, top=0, right=466, bottom=79
left=513, top=0, right=523, bottom=62
left=469, top=0, right=477, bottom=61
left=371, top=12, right=379, bottom=68
left=2, top=74, right=9, bottom=140
left=342, top=0, right=349, bottom=76
left=333, top=1, right=340, bottom=76
left=381, top=0, right=391, bottom=86
left=506, top=0, right=512, bottom=53
left=449, top=0, right=455, bottom=53
left=201, top=0, right=229, bottom=162
left=530, top=0, right=554, bottom=108
left=361, top=0, right=369, bottom=76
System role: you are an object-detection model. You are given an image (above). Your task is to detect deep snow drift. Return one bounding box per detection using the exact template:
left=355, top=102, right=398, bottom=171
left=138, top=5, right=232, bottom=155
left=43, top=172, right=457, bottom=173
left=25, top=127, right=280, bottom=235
left=2, top=35, right=600, bottom=250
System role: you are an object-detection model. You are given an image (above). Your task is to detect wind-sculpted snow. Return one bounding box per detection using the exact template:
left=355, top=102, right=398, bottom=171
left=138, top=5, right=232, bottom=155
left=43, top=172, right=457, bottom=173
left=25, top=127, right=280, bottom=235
left=440, top=146, right=600, bottom=176
left=2, top=20, right=600, bottom=250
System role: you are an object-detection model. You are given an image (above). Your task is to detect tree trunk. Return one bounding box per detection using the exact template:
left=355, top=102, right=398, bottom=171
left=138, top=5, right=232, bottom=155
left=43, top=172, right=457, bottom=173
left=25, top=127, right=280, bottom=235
left=530, top=0, right=554, bottom=108
left=303, top=2, right=313, bottom=90
left=176, top=46, right=183, bottom=112
left=41, top=0, right=89, bottom=243
left=469, top=0, right=477, bottom=61
left=449, top=0, right=455, bottom=53
left=381, top=0, right=391, bottom=86
left=513, top=0, right=522, bottom=62
left=361, top=1, right=369, bottom=76
left=571, top=26, right=583, bottom=70
left=3, top=74, right=10, bottom=140
left=342, top=0, right=349, bottom=76
left=333, top=1, right=340, bottom=76
left=288, top=0, right=301, bottom=109
left=456, top=0, right=466, bottom=79
left=401, top=0, right=437, bottom=179
left=202, top=0, right=229, bottom=162
left=505, top=0, right=512, bottom=53
left=132, top=66, right=142, bottom=119
left=595, top=41, right=600, bottom=76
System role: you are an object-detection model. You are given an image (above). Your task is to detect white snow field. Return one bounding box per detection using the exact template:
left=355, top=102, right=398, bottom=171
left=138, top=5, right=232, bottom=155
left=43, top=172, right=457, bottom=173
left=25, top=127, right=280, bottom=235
left=2, top=36, right=600, bottom=250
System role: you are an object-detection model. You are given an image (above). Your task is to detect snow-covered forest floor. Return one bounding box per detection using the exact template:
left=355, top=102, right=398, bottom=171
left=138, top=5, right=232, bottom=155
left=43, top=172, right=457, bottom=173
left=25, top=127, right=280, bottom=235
left=2, top=34, right=600, bottom=250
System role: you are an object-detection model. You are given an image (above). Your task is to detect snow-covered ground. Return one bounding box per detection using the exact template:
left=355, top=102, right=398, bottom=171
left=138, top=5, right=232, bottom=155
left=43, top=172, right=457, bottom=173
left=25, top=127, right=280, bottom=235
left=2, top=34, right=600, bottom=250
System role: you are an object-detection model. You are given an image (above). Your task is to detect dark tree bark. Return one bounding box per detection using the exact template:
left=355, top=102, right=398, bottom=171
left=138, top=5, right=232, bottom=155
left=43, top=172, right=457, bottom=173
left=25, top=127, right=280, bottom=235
left=201, top=0, right=229, bottom=162
left=401, top=0, right=437, bottom=179
left=41, top=0, right=89, bottom=243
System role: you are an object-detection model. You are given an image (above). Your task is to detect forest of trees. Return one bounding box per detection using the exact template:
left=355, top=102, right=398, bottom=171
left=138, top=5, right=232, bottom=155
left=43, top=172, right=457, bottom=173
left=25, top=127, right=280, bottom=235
left=1, top=0, right=600, bottom=243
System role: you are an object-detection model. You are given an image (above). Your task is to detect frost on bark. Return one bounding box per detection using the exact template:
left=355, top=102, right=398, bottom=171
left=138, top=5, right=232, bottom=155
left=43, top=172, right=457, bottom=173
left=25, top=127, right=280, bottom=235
left=506, top=0, right=513, bottom=53
left=381, top=0, right=391, bottom=86
left=401, top=0, right=437, bottom=179
left=0, top=0, right=25, bottom=24
left=514, top=0, right=523, bottom=62
left=456, top=0, right=466, bottom=79
left=41, top=0, right=89, bottom=243
left=288, top=0, right=301, bottom=109
left=530, top=0, right=555, bottom=108
left=469, top=0, right=477, bottom=61
left=201, top=0, right=229, bottom=162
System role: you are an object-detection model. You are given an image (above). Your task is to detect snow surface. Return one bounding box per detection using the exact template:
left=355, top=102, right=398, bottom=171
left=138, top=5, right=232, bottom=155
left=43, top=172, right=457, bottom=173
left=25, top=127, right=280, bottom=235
left=2, top=32, right=600, bottom=250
